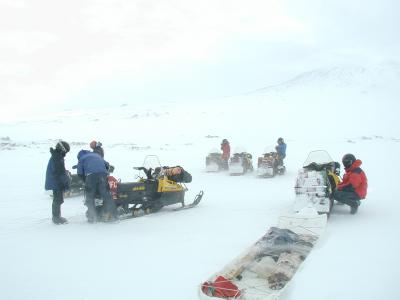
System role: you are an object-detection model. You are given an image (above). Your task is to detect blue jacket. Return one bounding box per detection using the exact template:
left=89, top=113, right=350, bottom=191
left=276, top=143, right=287, bottom=158
left=45, top=148, right=70, bottom=191
left=77, top=150, right=109, bottom=176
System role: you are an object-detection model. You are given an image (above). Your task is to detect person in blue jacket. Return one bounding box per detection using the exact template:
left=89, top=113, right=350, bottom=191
left=76, top=150, right=116, bottom=222
left=45, top=141, right=70, bottom=224
left=275, top=137, right=287, bottom=167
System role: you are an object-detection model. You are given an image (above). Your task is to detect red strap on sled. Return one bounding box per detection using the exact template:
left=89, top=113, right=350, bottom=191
left=201, top=276, right=241, bottom=298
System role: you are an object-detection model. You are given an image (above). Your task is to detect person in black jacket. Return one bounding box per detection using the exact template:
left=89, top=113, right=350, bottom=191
left=45, top=141, right=70, bottom=224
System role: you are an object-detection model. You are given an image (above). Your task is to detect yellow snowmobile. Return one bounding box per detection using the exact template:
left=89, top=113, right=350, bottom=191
left=96, top=156, right=203, bottom=220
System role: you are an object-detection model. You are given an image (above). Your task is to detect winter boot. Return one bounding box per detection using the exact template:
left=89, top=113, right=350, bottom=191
left=52, top=216, right=68, bottom=224
left=102, top=212, right=118, bottom=222
left=350, top=200, right=361, bottom=215
left=85, top=210, right=98, bottom=223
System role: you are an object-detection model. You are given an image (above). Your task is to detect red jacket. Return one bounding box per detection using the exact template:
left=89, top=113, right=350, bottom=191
left=221, top=143, right=230, bottom=160
left=337, top=159, right=368, bottom=199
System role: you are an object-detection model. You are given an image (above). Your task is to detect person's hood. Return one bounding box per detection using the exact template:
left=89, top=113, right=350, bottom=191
left=50, top=147, right=64, bottom=157
left=77, top=150, right=91, bottom=160
left=346, top=159, right=362, bottom=172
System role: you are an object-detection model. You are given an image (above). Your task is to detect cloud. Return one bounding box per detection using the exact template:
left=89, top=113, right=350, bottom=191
left=283, top=0, right=400, bottom=58
left=0, top=0, right=398, bottom=121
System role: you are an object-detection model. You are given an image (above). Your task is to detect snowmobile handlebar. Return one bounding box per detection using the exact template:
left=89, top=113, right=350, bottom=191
left=133, top=167, right=155, bottom=180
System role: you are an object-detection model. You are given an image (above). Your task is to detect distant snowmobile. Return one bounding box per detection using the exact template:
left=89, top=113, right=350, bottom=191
left=257, top=147, right=285, bottom=178
left=205, top=149, right=226, bottom=172
left=293, top=150, right=341, bottom=216
left=91, top=155, right=203, bottom=221
left=229, top=148, right=254, bottom=175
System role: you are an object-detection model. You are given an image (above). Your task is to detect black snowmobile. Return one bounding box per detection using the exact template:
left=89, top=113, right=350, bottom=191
left=205, top=149, right=227, bottom=172
left=64, top=171, right=85, bottom=197
left=92, top=156, right=203, bottom=221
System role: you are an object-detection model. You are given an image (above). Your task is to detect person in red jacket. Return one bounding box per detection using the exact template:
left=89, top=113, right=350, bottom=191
left=333, top=153, right=368, bottom=214
left=220, top=139, right=230, bottom=170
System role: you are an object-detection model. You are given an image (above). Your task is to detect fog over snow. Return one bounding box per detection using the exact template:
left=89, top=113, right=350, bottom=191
left=1, top=0, right=399, bottom=120
left=1, top=1, right=400, bottom=300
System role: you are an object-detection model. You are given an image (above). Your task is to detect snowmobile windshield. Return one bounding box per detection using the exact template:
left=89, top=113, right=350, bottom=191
left=233, top=146, right=246, bottom=154
left=208, top=148, right=220, bottom=154
left=303, top=150, right=334, bottom=167
left=263, top=146, right=276, bottom=155
left=141, top=155, right=162, bottom=170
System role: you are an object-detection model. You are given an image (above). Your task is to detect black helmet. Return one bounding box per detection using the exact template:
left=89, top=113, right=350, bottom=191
left=277, top=137, right=284, bottom=144
left=342, top=153, right=356, bottom=169
left=222, top=139, right=228, bottom=144
left=56, top=140, right=70, bottom=154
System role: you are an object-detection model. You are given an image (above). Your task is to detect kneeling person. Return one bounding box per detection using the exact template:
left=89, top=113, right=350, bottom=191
left=333, top=153, right=368, bottom=214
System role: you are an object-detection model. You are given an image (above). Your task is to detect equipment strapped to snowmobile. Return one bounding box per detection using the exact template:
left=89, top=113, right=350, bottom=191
left=92, top=156, right=203, bottom=221
left=229, top=148, right=254, bottom=175
left=257, top=146, right=285, bottom=178
left=205, top=149, right=227, bottom=172
left=293, top=150, right=341, bottom=216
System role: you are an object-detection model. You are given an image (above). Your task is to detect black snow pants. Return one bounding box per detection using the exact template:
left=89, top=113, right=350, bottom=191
left=52, top=190, right=64, bottom=218
left=84, top=173, right=116, bottom=220
left=333, top=190, right=361, bottom=208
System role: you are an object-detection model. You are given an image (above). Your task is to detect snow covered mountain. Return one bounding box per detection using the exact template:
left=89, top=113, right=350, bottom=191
left=247, top=61, right=400, bottom=95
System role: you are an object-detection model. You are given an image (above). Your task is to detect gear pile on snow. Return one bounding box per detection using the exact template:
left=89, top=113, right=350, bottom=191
left=199, top=212, right=326, bottom=300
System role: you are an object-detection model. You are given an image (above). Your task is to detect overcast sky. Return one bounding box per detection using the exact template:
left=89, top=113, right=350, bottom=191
left=1, top=0, right=399, bottom=121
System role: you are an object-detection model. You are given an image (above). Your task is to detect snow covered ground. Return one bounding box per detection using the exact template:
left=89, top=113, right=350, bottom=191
left=1, top=62, right=399, bottom=300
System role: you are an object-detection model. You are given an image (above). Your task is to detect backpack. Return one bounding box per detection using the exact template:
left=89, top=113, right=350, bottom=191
left=163, top=166, right=192, bottom=183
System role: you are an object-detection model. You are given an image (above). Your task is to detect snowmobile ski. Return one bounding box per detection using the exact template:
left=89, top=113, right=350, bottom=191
left=108, top=191, right=203, bottom=221
left=173, top=191, right=204, bottom=211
